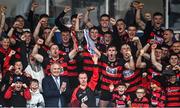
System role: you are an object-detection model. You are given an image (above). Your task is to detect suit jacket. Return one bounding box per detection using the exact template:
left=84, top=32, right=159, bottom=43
left=42, top=75, right=69, bottom=107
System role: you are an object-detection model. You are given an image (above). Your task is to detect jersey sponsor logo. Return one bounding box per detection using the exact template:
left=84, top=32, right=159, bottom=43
left=123, top=70, right=134, bottom=78
left=81, top=95, right=88, bottom=103
left=106, top=66, right=117, bottom=75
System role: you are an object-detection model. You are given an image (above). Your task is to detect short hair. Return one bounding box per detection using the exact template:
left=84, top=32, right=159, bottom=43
left=40, top=14, right=49, bottom=19
left=50, top=62, right=60, bottom=72
left=89, top=26, right=98, bottom=32
left=71, top=14, right=77, bottom=21
left=164, top=29, right=174, bottom=34
left=104, top=31, right=112, bottom=35
left=136, top=86, right=147, bottom=93
left=61, top=28, right=71, bottom=33
left=107, top=45, right=117, bottom=51
left=153, top=12, right=163, bottom=17
left=78, top=72, right=87, bottom=78
left=100, top=14, right=110, bottom=19
left=128, top=24, right=137, bottom=29
left=15, top=15, right=25, bottom=21
left=116, top=19, right=126, bottom=24
left=30, top=79, right=39, bottom=84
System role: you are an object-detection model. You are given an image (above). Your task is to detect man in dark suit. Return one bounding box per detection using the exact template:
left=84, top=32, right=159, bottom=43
left=42, top=63, right=69, bottom=107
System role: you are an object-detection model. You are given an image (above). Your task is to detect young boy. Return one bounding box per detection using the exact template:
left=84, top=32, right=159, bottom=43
left=131, top=86, right=149, bottom=108
left=150, top=76, right=166, bottom=107
left=27, top=79, right=45, bottom=108
left=110, top=83, right=131, bottom=108
left=4, top=76, right=31, bottom=107
left=165, top=71, right=180, bottom=107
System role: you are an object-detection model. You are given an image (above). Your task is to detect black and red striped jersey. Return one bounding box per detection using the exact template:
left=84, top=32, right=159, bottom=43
left=41, top=54, right=69, bottom=76
left=100, top=55, right=123, bottom=91
left=112, top=92, right=131, bottom=107
left=131, top=97, right=149, bottom=108
left=165, top=81, right=180, bottom=107
left=150, top=89, right=166, bottom=107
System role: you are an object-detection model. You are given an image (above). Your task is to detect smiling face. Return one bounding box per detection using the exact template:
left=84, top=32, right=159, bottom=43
left=136, top=88, right=146, bottom=99
left=169, top=55, right=179, bottom=66
left=100, top=16, right=110, bottom=28
left=61, top=31, right=70, bottom=44
left=2, top=38, right=10, bottom=50
left=50, top=63, right=61, bottom=77
left=155, top=49, right=162, bottom=60
left=127, top=26, right=137, bottom=39
left=153, top=15, right=163, bottom=29
left=30, top=81, right=39, bottom=92
left=117, top=85, right=127, bottom=95
left=90, top=29, right=99, bottom=41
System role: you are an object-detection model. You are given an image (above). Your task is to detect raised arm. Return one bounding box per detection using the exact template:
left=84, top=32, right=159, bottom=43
left=55, top=6, right=71, bottom=31
left=75, top=13, right=83, bottom=31
left=136, top=49, right=147, bottom=68
left=45, top=26, right=58, bottom=47
left=135, top=3, right=146, bottom=30
left=124, top=51, right=135, bottom=70
left=33, top=19, right=42, bottom=42
left=84, top=6, right=95, bottom=28
left=31, top=39, right=44, bottom=63
left=27, top=2, right=39, bottom=31
left=88, top=54, right=99, bottom=91
left=151, top=44, right=162, bottom=71
left=0, top=6, right=6, bottom=36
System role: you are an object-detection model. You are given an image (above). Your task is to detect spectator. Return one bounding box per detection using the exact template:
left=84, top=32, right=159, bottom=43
left=4, top=76, right=31, bottom=107
left=27, top=79, right=45, bottom=108
left=42, top=63, right=69, bottom=107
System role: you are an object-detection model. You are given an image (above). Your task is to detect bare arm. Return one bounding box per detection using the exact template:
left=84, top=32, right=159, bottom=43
left=0, top=11, right=5, bottom=36
left=33, top=20, right=42, bottom=42
left=136, top=9, right=146, bottom=30
left=136, top=49, right=147, bottom=68
left=75, top=13, right=83, bottom=31
left=84, top=7, right=95, bottom=28
left=45, top=26, right=57, bottom=47
left=124, top=51, right=135, bottom=70
left=31, top=39, right=44, bottom=63
left=151, top=44, right=162, bottom=71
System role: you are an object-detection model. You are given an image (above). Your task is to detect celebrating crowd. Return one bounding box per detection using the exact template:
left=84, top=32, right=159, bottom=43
left=0, top=1, right=179, bottom=108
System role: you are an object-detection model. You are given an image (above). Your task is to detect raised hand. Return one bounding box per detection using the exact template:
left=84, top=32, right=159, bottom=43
left=87, top=6, right=95, bottom=12
left=92, top=54, right=98, bottom=64
left=64, top=6, right=71, bottom=13
left=36, top=38, right=44, bottom=45
left=31, top=2, right=39, bottom=11
left=9, top=50, right=16, bottom=56
left=110, top=18, right=116, bottom=26
left=109, top=83, right=114, bottom=92
left=77, top=13, right=83, bottom=19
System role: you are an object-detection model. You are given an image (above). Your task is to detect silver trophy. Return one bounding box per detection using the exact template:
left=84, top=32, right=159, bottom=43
left=76, top=30, right=84, bottom=51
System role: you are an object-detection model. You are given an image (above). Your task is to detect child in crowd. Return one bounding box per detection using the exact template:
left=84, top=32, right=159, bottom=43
left=131, top=86, right=149, bottom=108
left=27, top=79, right=45, bottom=108
left=165, top=71, right=180, bottom=107
left=4, top=76, right=31, bottom=107
left=110, top=83, right=131, bottom=108
left=150, top=76, right=166, bottom=107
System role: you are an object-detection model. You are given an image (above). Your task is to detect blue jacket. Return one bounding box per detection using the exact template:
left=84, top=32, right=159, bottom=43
left=42, top=75, right=69, bottom=107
